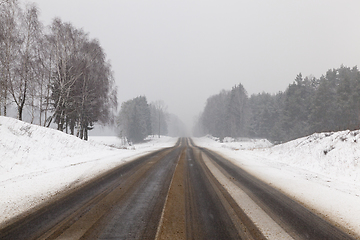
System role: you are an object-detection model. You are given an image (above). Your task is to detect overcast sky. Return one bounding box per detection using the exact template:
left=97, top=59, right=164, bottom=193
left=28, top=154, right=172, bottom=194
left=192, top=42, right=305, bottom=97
left=29, top=0, right=360, bottom=129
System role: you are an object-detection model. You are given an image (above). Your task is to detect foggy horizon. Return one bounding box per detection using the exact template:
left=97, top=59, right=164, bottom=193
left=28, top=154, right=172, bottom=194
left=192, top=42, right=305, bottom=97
left=29, top=0, right=360, bottom=131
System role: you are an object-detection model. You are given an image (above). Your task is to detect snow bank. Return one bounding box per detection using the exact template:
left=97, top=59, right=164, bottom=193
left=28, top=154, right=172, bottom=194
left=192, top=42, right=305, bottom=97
left=203, top=135, right=272, bottom=150
left=0, top=116, right=177, bottom=226
left=0, top=116, right=115, bottom=182
left=264, top=130, right=360, bottom=182
left=201, top=130, right=360, bottom=183
left=89, top=135, right=176, bottom=150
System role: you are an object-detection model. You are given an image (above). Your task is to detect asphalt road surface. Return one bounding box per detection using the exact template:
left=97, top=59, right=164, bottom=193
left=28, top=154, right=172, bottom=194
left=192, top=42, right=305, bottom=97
left=0, top=138, right=357, bottom=240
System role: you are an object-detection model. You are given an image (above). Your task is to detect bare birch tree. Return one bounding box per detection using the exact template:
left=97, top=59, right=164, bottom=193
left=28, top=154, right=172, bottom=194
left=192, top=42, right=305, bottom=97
left=0, top=3, right=117, bottom=138
left=47, top=18, right=86, bottom=129
left=8, top=2, right=40, bottom=120
left=150, top=100, right=168, bottom=138
left=47, top=19, right=117, bottom=139
left=0, top=0, right=19, bottom=116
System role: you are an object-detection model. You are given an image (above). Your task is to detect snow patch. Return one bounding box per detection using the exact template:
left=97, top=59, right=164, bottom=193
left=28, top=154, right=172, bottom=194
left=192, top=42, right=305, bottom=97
left=265, top=130, right=360, bottom=182
left=204, top=135, right=272, bottom=150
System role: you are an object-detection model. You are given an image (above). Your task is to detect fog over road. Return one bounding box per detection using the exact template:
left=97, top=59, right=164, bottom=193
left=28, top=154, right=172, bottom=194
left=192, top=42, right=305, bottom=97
left=0, top=139, right=356, bottom=240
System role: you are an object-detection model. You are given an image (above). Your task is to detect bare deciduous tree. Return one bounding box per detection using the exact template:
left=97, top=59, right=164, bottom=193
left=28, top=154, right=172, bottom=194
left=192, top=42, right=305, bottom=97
left=8, top=3, right=40, bottom=121
left=0, top=3, right=117, bottom=139
left=47, top=18, right=86, bottom=129
left=0, top=0, right=19, bottom=116
left=150, top=100, right=168, bottom=138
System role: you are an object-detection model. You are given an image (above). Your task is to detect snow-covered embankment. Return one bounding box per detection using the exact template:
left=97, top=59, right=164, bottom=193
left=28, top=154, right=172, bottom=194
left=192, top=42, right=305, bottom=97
left=0, top=116, right=177, bottom=226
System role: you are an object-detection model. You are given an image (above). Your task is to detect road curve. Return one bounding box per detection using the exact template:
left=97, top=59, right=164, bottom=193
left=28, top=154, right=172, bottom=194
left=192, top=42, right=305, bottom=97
left=0, top=138, right=357, bottom=240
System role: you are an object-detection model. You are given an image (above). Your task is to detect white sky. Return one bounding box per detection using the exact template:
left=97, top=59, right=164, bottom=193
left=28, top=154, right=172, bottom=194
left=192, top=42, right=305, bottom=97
left=28, top=0, right=360, bottom=129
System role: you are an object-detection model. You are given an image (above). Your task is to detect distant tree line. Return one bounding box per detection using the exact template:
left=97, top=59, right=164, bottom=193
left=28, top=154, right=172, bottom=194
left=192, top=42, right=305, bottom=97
left=194, top=65, right=360, bottom=142
left=0, top=0, right=117, bottom=140
left=117, top=96, right=186, bottom=143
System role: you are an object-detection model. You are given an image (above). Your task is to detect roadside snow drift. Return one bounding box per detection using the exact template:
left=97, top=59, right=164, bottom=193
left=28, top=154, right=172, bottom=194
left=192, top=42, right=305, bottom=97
left=0, top=116, right=177, bottom=226
left=265, top=130, right=360, bottom=182
left=199, top=131, right=360, bottom=183
left=205, top=135, right=273, bottom=150
left=0, top=116, right=114, bottom=182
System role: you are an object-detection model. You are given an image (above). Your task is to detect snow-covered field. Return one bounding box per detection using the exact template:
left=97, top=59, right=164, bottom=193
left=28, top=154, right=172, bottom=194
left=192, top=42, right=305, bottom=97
left=194, top=133, right=360, bottom=238
left=0, top=116, right=177, bottom=227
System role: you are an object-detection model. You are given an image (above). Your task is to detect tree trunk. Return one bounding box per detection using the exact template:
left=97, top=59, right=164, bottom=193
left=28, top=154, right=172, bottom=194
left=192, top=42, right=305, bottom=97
left=18, top=106, right=22, bottom=121
left=79, top=125, right=83, bottom=139
left=84, top=127, right=88, bottom=141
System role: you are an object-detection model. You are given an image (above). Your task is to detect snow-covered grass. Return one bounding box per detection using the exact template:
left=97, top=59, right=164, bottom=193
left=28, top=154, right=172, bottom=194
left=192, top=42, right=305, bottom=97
left=194, top=132, right=360, bottom=238
left=0, top=116, right=177, bottom=227
left=204, top=135, right=273, bottom=150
